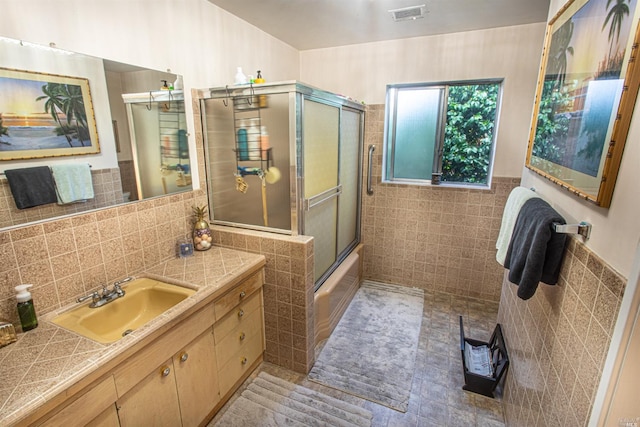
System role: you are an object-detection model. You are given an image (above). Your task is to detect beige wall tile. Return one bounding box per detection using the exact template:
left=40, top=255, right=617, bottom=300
left=498, top=238, right=625, bottom=426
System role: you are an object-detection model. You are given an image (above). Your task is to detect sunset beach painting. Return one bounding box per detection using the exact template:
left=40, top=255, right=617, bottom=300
left=0, top=68, right=99, bottom=160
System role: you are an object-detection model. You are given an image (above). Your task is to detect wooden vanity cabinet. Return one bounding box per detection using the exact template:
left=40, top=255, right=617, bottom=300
left=116, top=357, right=182, bottom=427
left=117, top=329, right=220, bottom=426
left=32, top=268, right=264, bottom=427
left=173, top=328, right=220, bottom=426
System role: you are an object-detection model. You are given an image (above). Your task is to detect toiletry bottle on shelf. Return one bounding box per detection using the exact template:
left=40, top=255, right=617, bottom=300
left=173, top=75, right=183, bottom=90
left=234, top=67, right=247, bottom=85
left=260, top=125, right=270, bottom=160
left=255, top=71, right=268, bottom=107
left=237, top=119, right=249, bottom=161
left=161, top=80, right=170, bottom=90
left=15, top=285, right=37, bottom=332
left=247, top=118, right=261, bottom=160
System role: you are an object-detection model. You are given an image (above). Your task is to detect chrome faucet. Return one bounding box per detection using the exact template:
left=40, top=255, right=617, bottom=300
left=77, top=277, right=131, bottom=308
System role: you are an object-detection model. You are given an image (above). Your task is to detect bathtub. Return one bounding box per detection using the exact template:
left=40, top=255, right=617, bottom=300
left=314, top=244, right=363, bottom=346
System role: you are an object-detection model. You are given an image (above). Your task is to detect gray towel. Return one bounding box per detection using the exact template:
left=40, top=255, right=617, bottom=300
left=504, top=198, right=567, bottom=300
left=5, top=166, right=58, bottom=209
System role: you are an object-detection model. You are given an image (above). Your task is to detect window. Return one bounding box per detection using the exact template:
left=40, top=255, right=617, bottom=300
left=383, top=80, right=502, bottom=187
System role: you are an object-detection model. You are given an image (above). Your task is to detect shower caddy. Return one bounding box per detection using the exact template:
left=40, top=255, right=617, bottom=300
left=231, top=84, right=273, bottom=226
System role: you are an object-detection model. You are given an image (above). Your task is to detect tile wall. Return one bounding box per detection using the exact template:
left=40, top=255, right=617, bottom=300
left=498, top=237, right=626, bottom=426
left=0, top=189, right=207, bottom=328
left=362, top=105, right=519, bottom=302
left=0, top=168, right=125, bottom=229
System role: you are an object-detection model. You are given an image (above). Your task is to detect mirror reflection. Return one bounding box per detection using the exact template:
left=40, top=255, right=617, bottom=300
left=0, top=37, right=191, bottom=230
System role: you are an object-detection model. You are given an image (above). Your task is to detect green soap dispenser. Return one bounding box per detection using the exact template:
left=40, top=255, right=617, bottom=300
left=15, top=285, right=38, bottom=332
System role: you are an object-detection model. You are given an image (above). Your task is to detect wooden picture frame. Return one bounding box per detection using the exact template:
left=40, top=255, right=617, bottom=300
left=0, top=67, right=100, bottom=160
left=526, top=0, right=640, bottom=207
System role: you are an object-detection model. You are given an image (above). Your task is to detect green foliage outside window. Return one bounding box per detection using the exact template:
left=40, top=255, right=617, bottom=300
left=442, top=84, right=499, bottom=184
left=531, top=80, right=571, bottom=164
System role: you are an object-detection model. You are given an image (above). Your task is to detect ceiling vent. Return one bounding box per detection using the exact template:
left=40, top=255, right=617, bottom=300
left=389, top=4, right=427, bottom=22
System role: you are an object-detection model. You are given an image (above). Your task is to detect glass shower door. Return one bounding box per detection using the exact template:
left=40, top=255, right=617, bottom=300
left=303, top=99, right=339, bottom=284
left=302, top=98, right=362, bottom=287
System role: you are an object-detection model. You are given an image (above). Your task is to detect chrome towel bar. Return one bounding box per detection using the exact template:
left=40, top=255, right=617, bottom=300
left=553, top=221, right=591, bottom=239
left=529, top=187, right=592, bottom=240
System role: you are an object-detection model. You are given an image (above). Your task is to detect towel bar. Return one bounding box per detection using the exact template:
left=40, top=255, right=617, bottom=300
left=553, top=221, right=591, bottom=239
left=0, top=164, right=92, bottom=177
left=528, top=188, right=592, bottom=240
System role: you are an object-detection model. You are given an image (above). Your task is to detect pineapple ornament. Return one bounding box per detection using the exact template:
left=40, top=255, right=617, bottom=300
left=192, top=205, right=213, bottom=251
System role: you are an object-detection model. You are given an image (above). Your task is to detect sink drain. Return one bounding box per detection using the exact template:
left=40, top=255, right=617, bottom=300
left=122, top=329, right=134, bottom=337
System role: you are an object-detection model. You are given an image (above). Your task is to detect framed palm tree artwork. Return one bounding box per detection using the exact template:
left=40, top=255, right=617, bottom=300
left=0, top=68, right=100, bottom=160
left=526, top=0, right=640, bottom=208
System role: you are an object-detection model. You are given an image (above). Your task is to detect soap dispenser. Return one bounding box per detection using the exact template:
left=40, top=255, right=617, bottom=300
left=15, top=285, right=38, bottom=332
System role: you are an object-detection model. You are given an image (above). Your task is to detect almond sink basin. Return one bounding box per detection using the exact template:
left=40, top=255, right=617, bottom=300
left=51, top=278, right=196, bottom=344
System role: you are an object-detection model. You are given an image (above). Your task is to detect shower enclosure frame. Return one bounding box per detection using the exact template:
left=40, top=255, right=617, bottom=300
left=199, top=81, right=365, bottom=290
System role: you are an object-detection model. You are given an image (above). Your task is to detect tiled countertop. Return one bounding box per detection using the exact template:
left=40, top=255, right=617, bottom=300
left=0, top=247, right=265, bottom=426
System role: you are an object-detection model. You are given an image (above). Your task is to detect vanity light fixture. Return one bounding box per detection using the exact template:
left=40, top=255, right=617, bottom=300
left=388, top=4, right=427, bottom=22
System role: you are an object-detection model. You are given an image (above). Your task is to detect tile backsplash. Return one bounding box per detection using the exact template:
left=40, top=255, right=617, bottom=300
left=498, top=236, right=626, bottom=426
left=0, top=189, right=208, bottom=328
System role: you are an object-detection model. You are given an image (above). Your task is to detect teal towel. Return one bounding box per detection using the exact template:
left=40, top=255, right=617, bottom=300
left=51, top=163, right=94, bottom=204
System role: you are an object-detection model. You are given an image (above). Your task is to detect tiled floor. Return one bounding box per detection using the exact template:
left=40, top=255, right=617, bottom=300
left=212, top=290, right=505, bottom=427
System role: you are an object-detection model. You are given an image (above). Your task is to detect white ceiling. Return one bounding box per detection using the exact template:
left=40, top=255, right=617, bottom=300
left=207, top=0, right=551, bottom=50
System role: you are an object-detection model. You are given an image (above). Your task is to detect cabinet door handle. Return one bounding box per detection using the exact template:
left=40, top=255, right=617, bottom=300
left=239, top=291, right=246, bottom=299
left=238, top=309, right=244, bottom=318
left=241, top=357, right=248, bottom=365
left=161, top=366, right=171, bottom=377
left=239, top=332, right=246, bottom=341
left=180, top=352, right=189, bottom=363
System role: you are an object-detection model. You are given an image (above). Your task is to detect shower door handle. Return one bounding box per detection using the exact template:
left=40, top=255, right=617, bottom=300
left=305, top=185, right=342, bottom=211
left=367, top=144, right=375, bottom=196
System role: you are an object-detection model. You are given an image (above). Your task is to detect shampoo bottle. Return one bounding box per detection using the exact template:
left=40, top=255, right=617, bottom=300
left=247, top=119, right=261, bottom=160
left=15, top=285, right=38, bottom=332
left=260, top=125, right=270, bottom=160
left=237, top=119, right=249, bottom=161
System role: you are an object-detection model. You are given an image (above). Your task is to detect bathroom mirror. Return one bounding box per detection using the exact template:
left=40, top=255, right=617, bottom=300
left=0, top=36, right=192, bottom=229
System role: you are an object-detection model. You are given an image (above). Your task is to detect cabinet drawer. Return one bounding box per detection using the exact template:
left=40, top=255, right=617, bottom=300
left=214, top=270, right=263, bottom=321
left=213, top=290, right=262, bottom=343
left=217, top=332, right=264, bottom=396
left=215, top=305, right=263, bottom=367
